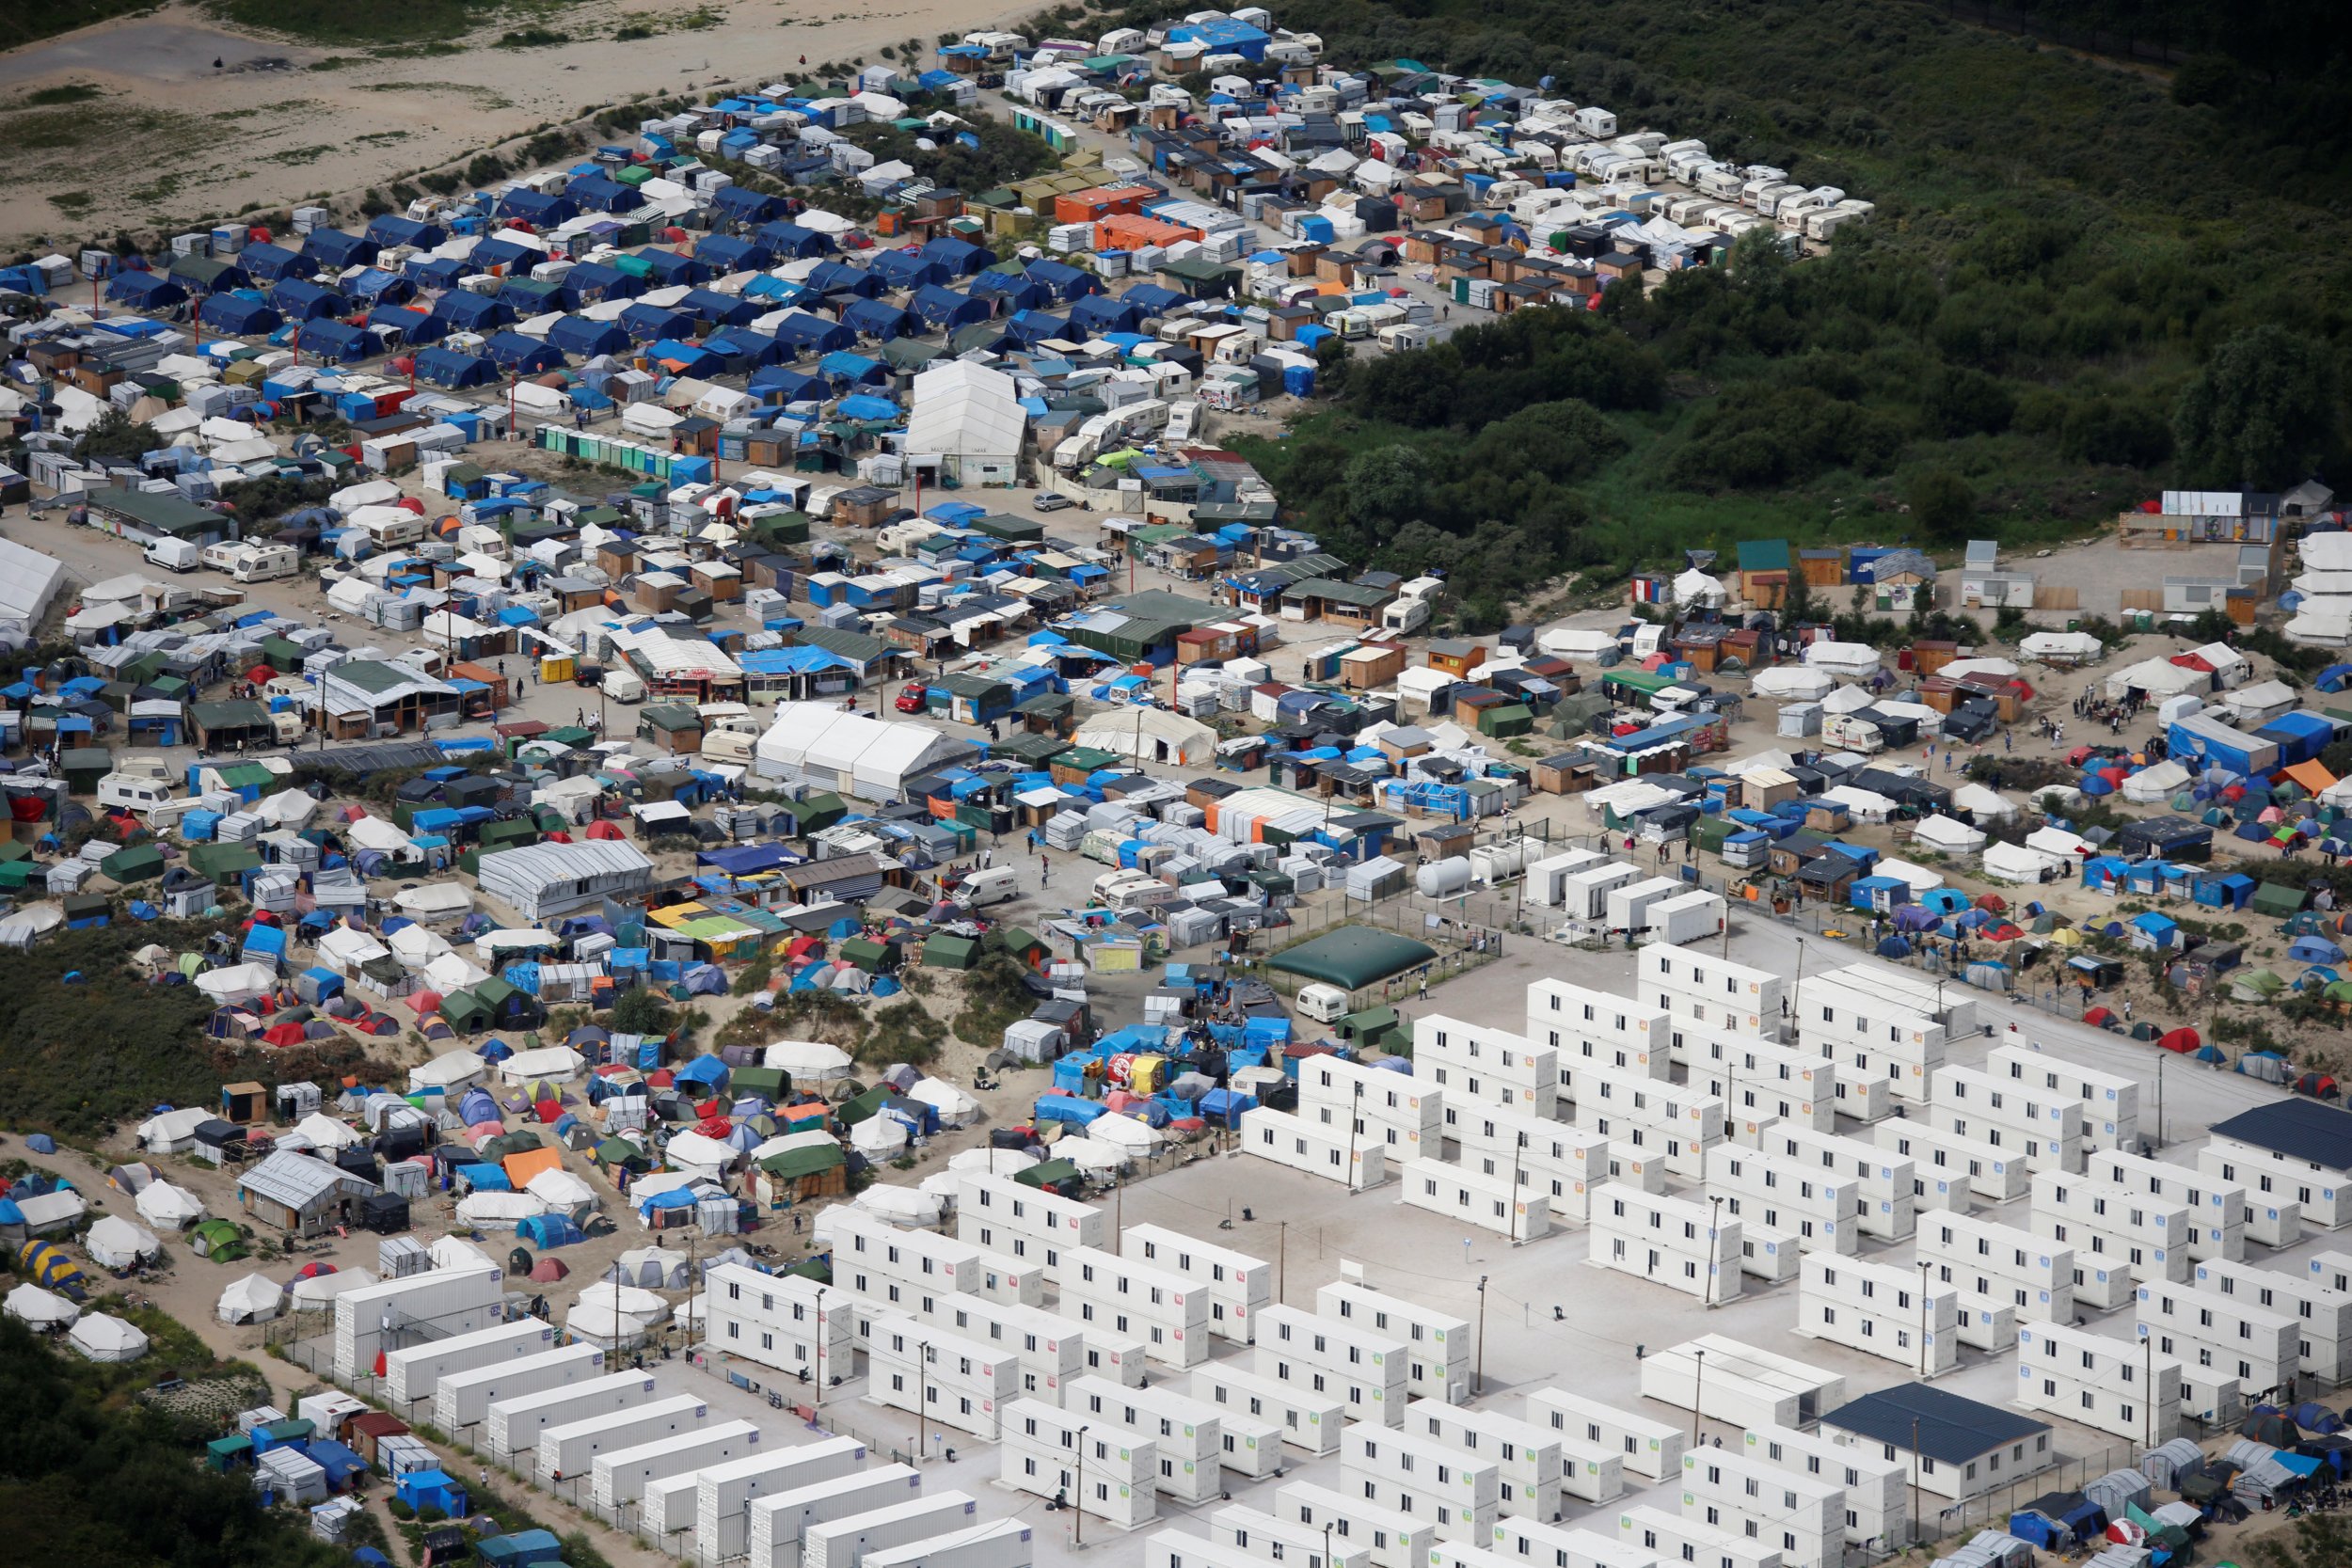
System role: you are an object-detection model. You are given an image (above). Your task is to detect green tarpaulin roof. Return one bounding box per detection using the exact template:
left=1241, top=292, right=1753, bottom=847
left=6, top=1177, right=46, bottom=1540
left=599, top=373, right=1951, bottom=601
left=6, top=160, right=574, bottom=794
left=1267, top=927, right=1438, bottom=990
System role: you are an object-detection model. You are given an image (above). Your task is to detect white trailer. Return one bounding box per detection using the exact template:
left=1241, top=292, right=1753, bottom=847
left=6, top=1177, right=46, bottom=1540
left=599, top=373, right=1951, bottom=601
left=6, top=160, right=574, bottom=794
left=536, top=1394, right=709, bottom=1486
left=1617, top=1505, right=1781, bottom=1568
left=1256, top=1302, right=1408, bottom=1423
left=486, top=1370, right=657, bottom=1463
left=803, top=1493, right=982, bottom=1568
left=1210, top=1504, right=1374, bottom=1568
left=954, top=1172, right=1105, bottom=1281
left=1876, top=1119, right=2026, bottom=1205
left=1123, top=1225, right=1272, bottom=1345
left=332, top=1265, right=503, bottom=1386
left=1068, top=1375, right=1230, bottom=1502
left=1637, top=943, right=1784, bottom=1036
left=745, top=1467, right=924, bottom=1568
left=1636, top=1336, right=1846, bottom=1433
left=1236, top=1105, right=1389, bottom=1189
left=1487, top=1515, right=1660, bottom=1568
left=1525, top=1389, right=1685, bottom=1481
left=433, top=1343, right=603, bottom=1435
left=1191, top=1364, right=1343, bottom=1455
left=2090, top=1146, right=2246, bottom=1262
left=868, top=1313, right=1017, bottom=1441
left=861, top=1519, right=1032, bottom=1568
left=591, top=1421, right=762, bottom=1510
left=1402, top=1155, right=1551, bottom=1243
left=1743, top=1422, right=1904, bottom=1546
left=1275, top=1480, right=1437, bottom=1568
left=692, top=1436, right=866, bottom=1566
left=384, top=1318, right=556, bottom=1408
left=1590, top=1185, right=1742, bottom=1302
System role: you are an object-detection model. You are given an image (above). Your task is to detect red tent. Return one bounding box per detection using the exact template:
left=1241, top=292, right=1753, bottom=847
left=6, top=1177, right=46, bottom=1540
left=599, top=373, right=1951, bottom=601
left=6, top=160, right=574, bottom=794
left=246, top=665, right=277, bottom=684
left=2158, top=1027, right=2201, bottom=1053
left=408, top=990, right=444, bottom=1016
left=262, top=1022, right=307, bottom=1048
left=528, top=1258, right=569, bottom=1282
left=1974, top=894, right=2008, bottom=912
left=585, top=820, right=627, bottom=840
left=533, top=1100, right=564, bottom=1123
left=2083, top=1006, right=2116, bottom=1026
left=543, top=831, right=575, bottom=844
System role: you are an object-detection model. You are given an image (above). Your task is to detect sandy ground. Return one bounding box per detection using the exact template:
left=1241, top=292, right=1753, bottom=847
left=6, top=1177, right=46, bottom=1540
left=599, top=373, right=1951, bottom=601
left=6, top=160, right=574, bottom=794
left=0, top=0, right=1025, bottom=251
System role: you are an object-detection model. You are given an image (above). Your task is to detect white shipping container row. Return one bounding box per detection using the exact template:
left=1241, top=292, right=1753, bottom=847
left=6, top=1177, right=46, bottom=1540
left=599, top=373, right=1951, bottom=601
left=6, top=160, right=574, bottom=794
left=1209, top=1503, right=1374, bottom=1568
left=1125, top=1223, right=1272, bottom=1345
left=1678, top=1445, right=1842, bottom=1568
left=1146, top=1529, right=1311, bottom=1568
left=434, top=1343, right=604, bottom=1435
left=955, top=1173, right=1106, bottom=1282
left=1915, top=1210, right=2076, bottom=1323
left=639, top=1468, right=705, bottom=1545
left=1794, top=1254, right=1959, bottom=1376
left=1927, top=1065, right=2086, bottom=1174
left=1402, top=1155, right=1551, bottom=1243
left=2014, top=1320, right=2186, bottom=1444
left=1526, top=1390, right=1686, bottom=1484
left=1313, top=1280, right=1473, bottom=1405
left=828, top=1206, right=1045, bottom=1307
left=1741, top=1422, right=1904, bottom=1546
left=1415, top=1014, right=1560, bottom=1116
left=2030, top=1172, right=2192, bottom=1294
left=704, top=1264, right=857, bottom=1388
left=2136, top=1281, right=2299, bottom=1394
left=1236, top=1105, right=1390, bottom=1190
left=590, top=1421, right=762, bottom=1511
left=1525, top=978, right=1671, bottom=1080
left=384, top=1318, right=557, bottom=1408
left=803, top=1492, right=981, bottom=1568
left=1411, top=1398, right=1568, bottom=1518
left=867, top=1314, right=1018, bottom=1441
left=692, top=1436, right=866, bottom=1566
left=1752, top=1122, right=1916, bottom=1243
left=1343, top=1420, right=1503, bottom=1535
left=1568, top=1070, right=1724, bottom=1180
left=1987, top=1043, right=2139, bottom=1151
left=1702, top=1145, right=1857, bottom=1255
left=487, top=1370, right=658, bottom=1462
left=2201, top=1139, right=2352, bottom=1229
left=1636, top=943, right=1785, bottom=1036
left=1297, top=1054, right=1445, bottom=1156
left=1784, top=972, right=1951, bottom=1103
left=1667, top=1018, right=1837, bottom=1134
left=1636, top=1336, right=1847, bottom=1434
left=2242, top=1196, right=2305, bottom=1249
left=999, top=1401, right=1157, bottom=1531
left=332, top=1265, right=504, bottom=1386
left=1065, top=1376, right=1225, bottom=1503
left=1590, top=1185, right=1743, bottom=1303
left=538, top=1395, right=710, bottom=1486
left=1192, top=1364, right=1344, bottom=1456
left=1083, top=1324, right=1151, bottom=1388
left=1352, top=1465, right=1496, bottom=1546
left=1736, top=1224, right=1803, bottom=1286
left=1448, top=1101, right=1612, bottom=1222
left=745, top=1466, right=923, bottom=1568
left=1875, top=1119, right=2024, bottom=1206
left=2204, top=1255, right=2352, bottom=1383
left=1275, top=1479, right=1437, bottom=1568
left=1257, top=1301, right=1409, bottom=1421
left=1617, top=1504, right=1783, bottom=1568
left=1487, top=1514, right=1661, bottom=1568
left=1060, top=1244, right=1213, bottom=1368
left=849, top=1284, right=1086, bottom=1404
left=861, top=1518, right=1032, bottom=1568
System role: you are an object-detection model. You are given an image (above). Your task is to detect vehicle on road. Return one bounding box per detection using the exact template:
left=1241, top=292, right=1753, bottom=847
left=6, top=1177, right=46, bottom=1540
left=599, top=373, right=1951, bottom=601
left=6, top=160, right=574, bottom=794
left=1032, top=492, right=1073, bottom=513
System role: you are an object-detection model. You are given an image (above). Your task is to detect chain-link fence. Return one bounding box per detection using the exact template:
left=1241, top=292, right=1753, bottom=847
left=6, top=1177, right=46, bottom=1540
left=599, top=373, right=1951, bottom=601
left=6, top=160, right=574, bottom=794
left=1918, top=1438, right=2138, bottom=1547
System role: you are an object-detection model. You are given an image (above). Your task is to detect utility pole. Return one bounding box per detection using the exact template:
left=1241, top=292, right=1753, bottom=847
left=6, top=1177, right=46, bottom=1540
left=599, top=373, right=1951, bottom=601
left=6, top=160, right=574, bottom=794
left=1473, top=1275, right=1488, bottom=1398
left=1916, top=1259, right=1932, bottom=1378
left=1689, top=1347, right=1707, bottom=1447
left=1706, top=1196, right=1724, bottom=1307
left=1910, top=1416, right=1922, bottom=1547
left=1276, top=1220, right=1287, bottom=1305
left=1073, top=1425, right=1090, bottom=1547
left=2154, top=1050, right=2165, bottom=1148
left=2142, top=1336, right=2153, bottom=1452
left=914, top=1338, right=929, bottom=1461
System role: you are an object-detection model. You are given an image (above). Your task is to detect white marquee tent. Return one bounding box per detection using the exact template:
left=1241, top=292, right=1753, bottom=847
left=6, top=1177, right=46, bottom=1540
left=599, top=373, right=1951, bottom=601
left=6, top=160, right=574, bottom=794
left=754, top=704, right=981, bottom=800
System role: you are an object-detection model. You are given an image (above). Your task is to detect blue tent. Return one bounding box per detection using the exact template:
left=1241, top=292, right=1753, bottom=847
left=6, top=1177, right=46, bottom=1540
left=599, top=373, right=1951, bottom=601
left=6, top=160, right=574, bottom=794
left=271, top=278, right=349, bottom=321
left=1006, top=309, right=1070, bottom=345
left=496, top=188, right=575, bottom=226
left=198, top=293, right=281, bottom=335
left=562, top=261, right=644, bottom=307
left=695, top=233, right=772, bottom=273
left=644, top=340, right=721, bottom=377
left=806, top=260, right=882, bottom=296
left=237, top=243, right=315, bottom=282
left=681, top=287, right=758, bottom=327
left=1025, top=258, right=1100, bottom=300
left=301, top=229, right=378, bottom=270
left=395, top=1469, right=468, bottom=1517
left=772, top=313, right=854, bottom=356
left=1070, top=293, right=1143, bottom=333
left=369, top=306, right=443, bottom=343
left=565, top=173, right=636, bottom=212
left=869, top=249, right=947, bottom=290
left=911, top=283, right=992, bottom=330
left=294, top=319, right=373, bottom=364
left=364, top=214, right=445, bottom=249
left=843, top=298, right=917, bottom=340
left=818, top=349, right=887, bottom=385
left=674, top=1055, right=730, bottom=1089
left=404, top=255, right=466, bottom=291
left=636, top=248, right=705, bottom=287
left=836, top=393, right=898, bottom=422
left=710, top=185, right=784, bottom=225
left=432, top=291, right=511, bottom=333
left=347, top=268, right=415, bottom=304
left=2291, top=936, right=2344, bottom=964
left=483, top=330, right=565, bottom=373
left=757, top=221, right=836, bottom=259
left=918, top=235, right=996, bottom=276
left=413, top=348, right=500, bottom=388
left=546, top=314, right=629, bottom=357
left=106, top=272, right=187, bottom=309
left=702, top=329, right=784, bottom=370
left=619, top=301, right=691, bottom=341
left=969, top=270, right=1049, bottom=311
left=750, top=367, right=828, bottom=404
left=516, top=1213, right=586, bottom=1248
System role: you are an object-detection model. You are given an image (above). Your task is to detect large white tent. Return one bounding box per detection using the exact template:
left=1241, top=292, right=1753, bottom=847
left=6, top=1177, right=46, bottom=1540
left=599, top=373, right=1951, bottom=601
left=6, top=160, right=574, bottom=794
left=86, top=1215, right=161, bottom=1269
left=216, top=1275, right=285, bottom=1324
left=754, top=703, right=980, bottom=800
left=902, top=359, right=1027, bottom=485
left=135, top=1181, right=207, bottom=1230
left=1073, top=707, right=1218, bottom=767
left=1802, top=641, right=1881, bottom=678
left=4, top=1283, right=79, bottom=1329
left=475, top=840, right=654, bottom=920
left=1751, top=666, right=1836, bottom=702
left=69, top=1314, right=150, bottom=1362
left=764, top=1038, right=854, bottom=1082
left=2019, top=630, right=2104, bottom=663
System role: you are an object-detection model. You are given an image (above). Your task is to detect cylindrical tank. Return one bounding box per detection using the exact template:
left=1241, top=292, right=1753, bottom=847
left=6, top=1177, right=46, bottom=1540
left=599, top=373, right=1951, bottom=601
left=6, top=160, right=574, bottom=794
left=1416, top=855, right=1472, bottom=898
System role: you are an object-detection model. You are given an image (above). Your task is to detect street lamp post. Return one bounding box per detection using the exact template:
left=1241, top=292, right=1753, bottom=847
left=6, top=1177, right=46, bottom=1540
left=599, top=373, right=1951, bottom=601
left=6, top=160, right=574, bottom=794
left=1916, top=1259, right=1932, bottom=1378
left=1473, top=1275, right=1488, bottom=1399
left=1689, top=1348, right=1707, bottom=1447
left=1073, top=1425, right=1090, bottom=1547
left=1706, top=1196, right=1724, bottom=1307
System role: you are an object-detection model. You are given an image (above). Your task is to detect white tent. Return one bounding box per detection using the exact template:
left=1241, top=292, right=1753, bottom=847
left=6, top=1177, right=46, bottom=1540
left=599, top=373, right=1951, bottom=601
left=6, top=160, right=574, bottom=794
left=947, top=1147, right=1035, bottom=1178
left=850, top=1184, right=944, bottom=1226
left=1073, top=706, right=1218, bottom=767
left=86, top=1215, right=162, bottom=1269
left=498, top=1046, right=586, bottom=1084
left=1869, top=857, right=1947, bottom=894
left=216, top=1274, right=286, bottom=1324
left=2105, top=657, right=2207, bottom=702
left=1911, top=815, right=1988, bottom=855
left=849, top=1115, right=909, bottom=1155
left=1057, top=1136, right=1128, bottom=1172
left=662, top=1130, right=739, bottom=1179
left=1938, top=657, right=2020, bottom=682
left=1086, top=1114, right=1162, bottom=1151
left=2121, top=760, right=2192, bottom=804
left=0, top=904, right=63, bottom=948
left=137, top=1106, right=212, bottom=1153
left=753, top=704, right=980, bottom=800
left=1671, top=568, right=1725, bottom=608
left=566, top=1281, right=670, bottom=1348
left=1982, top=841, right=2066, bottom=885
left=764, top=1039, right=853, bottom=1082
left=289, top=1267, right=379, bottom=1310
left=2019, top=629, right=2103, bottom=663
left=388, top=923, right=453, bottom=967
left=1820, top=683, right=1876, bottom=714
left=1750, top=666, right=1835, bottom=701
left=1803, top=641, right=1881, bottom=677
left=903, top=359, right=1027, bottom=484
left=3, top=1283, right=78, bottom=1328
left=408, top=1051, right=486, bottom=1093
left=610, top=1246, right=690, bottom=1291
left=1949, top=783, right=2023, bottom=821
left=70, top=1313, right=151, bottom=1362
left=1822, top=785, right=1899, bottom=824
left=195, top=962, right=279, bottom=1003
left=393, top=883, right=473, bottom=921
left=1536, top=626, right=1616, bottom=660
left=291, top=1113, right=363, bottom=1151
left=455, top=1191, right=548, bottom=1228
left=524, top=1169, right=598, bottom=1218
left=134, top=1181, right=207, bottom=1230
left=907, top=1079, right=977, bottom=1124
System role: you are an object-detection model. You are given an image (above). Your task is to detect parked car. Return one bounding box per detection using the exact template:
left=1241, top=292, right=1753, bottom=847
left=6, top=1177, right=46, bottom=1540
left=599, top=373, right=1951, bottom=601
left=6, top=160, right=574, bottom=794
left=1032, top=491, right=1073, bottom=513
left=895, top=682, right=928, bottom=714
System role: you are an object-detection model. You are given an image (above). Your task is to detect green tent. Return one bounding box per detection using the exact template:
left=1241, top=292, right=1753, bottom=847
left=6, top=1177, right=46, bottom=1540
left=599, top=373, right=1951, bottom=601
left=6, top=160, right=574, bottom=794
left=1267, top=927, right=1438, bottom=991
left=2250, top=881, right=2307, bottom=919
left=838, top=937, right=890, bottom=974
left=596, top=1137, right=652, bottom=1171
left=759, top=1143, right=845, bottom=1182
left=1015, top=1157, right=1082, bottom=1193
left=1476, top=703, right=1534, bottom=737
left=101, top=844, right=166, bottom=884
left=835, top=1085, right=888, bottom=1127
left=799, top=792, right=848, bottom=831
left=440, top=989, right=492, bottom=1033
left=188, top=1219, right=246, bottom=1260
left=924, top=934, right=981, bottom=970
left=733, top=1066, right=790, bottom=1101
left=187, top=843, right=262, bottom=881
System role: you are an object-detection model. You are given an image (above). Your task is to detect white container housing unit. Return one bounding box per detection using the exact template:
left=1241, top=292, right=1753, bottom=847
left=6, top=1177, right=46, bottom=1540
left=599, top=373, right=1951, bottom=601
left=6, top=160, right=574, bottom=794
left=1343, top=1418, right=1502, bottom=1543
left=1795, top=1254, right=1959, bottom=1376
left=2089, top=1146, right=2245, bottom=1262
left=332, top=1264, right=504, bottom=1385
left=1208, top=1503, right=1373, bottom=1568
left=1125, top=1224, right=1271, bottom=1344
left=1928, top=1065, right=2086, bottom=1174
left=1256, top=1301, right=1409, bottom=1424
left=384, top=1318, right=557, bottom=1408
left=1753, top=1123, right=1916, bottom=1243
left=1412, top=1398, right=1568, bottom=1518
left=1678, top=1443, right=1842, bottom=1568
left=744, top=1466, right=924, bottom=1568
left=1314, top=1277, right=1475, bottom=1404
left=1989, top=1042, right=2139, bottom=1151
left=2205, top=1255, right=2352, bottom=1383
left=1679, top=1026, right=1840, bottom=1135
left=874, top=1289, right=1087, bottom=1404
left=1237, top=1105, right=1390, bottom=1190
left=1526, top=978, right=1671, bottom=1082
left=1638, top=944, right=1785, bottom=1036
left=1275, top=1480, right=1438, bottom=1568
left=1298, top=1054, right=1444, bottom=1159
left=1069, top=1375, right=1232, bottom=1501
left=1403, top=1155, right=1552, bottom=1243
left=860, top=1518, right=1030, bottom=1568
left=1060, top=1244, right=1212, bottom=1368
left=803, top=1493, right=984, bottom=1568
left=831, top=1206, right=1045, bottom=1307
left=1742, top=1423, right=1904, bottom=1547
left=705, top=1263, right=856, bottom=1389
left=1703, top=1144, right=1857, bottom=1255
left=692, top=1437, right=867, bottom=1566
left=1487, top=1516, right=1661, bottom=1568
left=1192, top=1363, right=1344, bottom=1456
left=999, top=1397, right=1158, bottom=1531
left=590, top=1421, right=762, bottom=1511
left=2137, top=1279, right=2295, bottom=1419
left=1417, top=1014, right=1559, bottom=1117
left=487, top=1370, right=658, bottom=1463
left=1875, top=1119, right=2025, bottom=1206
left=1785, top=971, right=1952, bottom=1104
left=2029, top=1172, right=2191, bottom=1309
left=2014, top=1319, right=2186, bottom=1444
left=867, top=1314, right=1018, bottom=1441
left=1526, top=1388, right=1686, bottom=1482
left=955, top=1173, right=1106, bottom=1281
left=1616, top=1505, right=1783, bottom=1568
left=1590, top=1185, right=1742, bottom=1303
left=1569, top=1070, right=1725, bottom=1180
left=1915, top=1211, right=2074, bottom=1345
left=536, top=1394, right=710, bottom=1487
left=1450, top=1102, right=1611, bottom=1223
left=433, top=1343, right=605, bottom=1436
left=2201, top=1138, right=2349, bottom=1230
left=1636, top=1336, right=1847, bottom=1433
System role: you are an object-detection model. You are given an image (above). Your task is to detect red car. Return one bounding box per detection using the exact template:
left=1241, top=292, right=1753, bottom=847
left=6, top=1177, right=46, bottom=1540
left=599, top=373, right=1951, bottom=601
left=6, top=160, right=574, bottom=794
left=894, top=682, right=928, bottom=714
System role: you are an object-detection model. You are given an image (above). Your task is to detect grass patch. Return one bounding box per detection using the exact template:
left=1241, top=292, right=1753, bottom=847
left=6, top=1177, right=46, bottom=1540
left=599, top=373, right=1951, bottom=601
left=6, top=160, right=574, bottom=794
left=24, top=82, right=104, bottom=106
left=47, top=190, right=93, bottom=215
left=203, top=0, right=556, bottom=47
left=0, top=1, right=155, bottom=52
left=495, top=25, right=570, bottom=47
left=614, top=17, right=659, bottom=40
left=269, top=144, right=337, bottom=165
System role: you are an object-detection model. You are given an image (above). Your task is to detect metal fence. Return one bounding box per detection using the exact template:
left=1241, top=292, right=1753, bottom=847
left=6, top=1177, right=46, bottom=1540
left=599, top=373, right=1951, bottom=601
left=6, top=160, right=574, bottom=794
left=1920, top=1438, right=2138, bottom=1547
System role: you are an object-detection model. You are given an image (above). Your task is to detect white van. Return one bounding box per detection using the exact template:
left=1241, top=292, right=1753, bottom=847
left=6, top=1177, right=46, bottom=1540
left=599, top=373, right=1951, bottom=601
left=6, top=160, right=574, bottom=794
left=954, top=865, right=1022, bottom=910
left=145, top=537, right=200, bottom=573
left=1294, top=982, right=1351, bottom=1023
left=599, top=670, right=646, bottom=704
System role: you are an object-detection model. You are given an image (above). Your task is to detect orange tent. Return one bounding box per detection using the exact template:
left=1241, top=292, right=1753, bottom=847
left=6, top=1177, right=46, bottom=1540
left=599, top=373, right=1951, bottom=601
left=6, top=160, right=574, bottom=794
left=502, top=1147, right=564, bottom=1189
left=2285, top=760, right=2340, bottom=796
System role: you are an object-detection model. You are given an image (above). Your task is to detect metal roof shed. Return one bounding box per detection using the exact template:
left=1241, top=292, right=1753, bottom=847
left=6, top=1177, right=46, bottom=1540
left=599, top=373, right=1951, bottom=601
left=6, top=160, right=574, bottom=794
left=475, top=840, right=655, bottom=920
